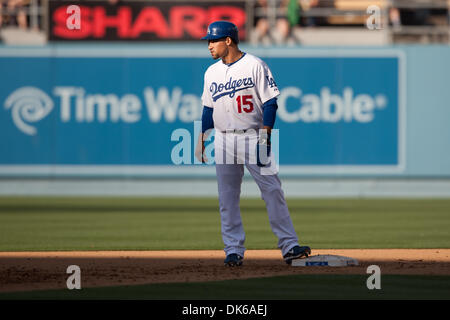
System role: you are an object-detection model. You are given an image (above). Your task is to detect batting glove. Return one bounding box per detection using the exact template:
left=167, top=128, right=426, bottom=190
left=256, top=133, right=271, bottom=167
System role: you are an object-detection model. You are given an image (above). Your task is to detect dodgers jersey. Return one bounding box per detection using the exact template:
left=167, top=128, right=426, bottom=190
left=201, top=53, right=280, bottom=132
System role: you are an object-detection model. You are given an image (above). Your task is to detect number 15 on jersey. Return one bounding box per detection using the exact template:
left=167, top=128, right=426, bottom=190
left=236, top=95, right=254, bottom=113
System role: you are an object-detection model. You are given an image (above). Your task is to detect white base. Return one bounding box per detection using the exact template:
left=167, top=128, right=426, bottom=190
left=291, top=254, right=359, bottom=267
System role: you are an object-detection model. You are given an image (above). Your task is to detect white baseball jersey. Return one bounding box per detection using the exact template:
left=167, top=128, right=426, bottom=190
left=201, top=52, right=301, bottom=258
left=201, top=53, right=280, bottom=132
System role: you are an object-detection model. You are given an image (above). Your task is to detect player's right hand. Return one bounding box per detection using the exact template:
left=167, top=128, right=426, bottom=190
left=195, top=134, right=208, bottom=163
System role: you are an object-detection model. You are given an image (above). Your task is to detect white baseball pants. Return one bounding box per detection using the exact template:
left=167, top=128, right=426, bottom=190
left=214, top=131, right=300, bottom=257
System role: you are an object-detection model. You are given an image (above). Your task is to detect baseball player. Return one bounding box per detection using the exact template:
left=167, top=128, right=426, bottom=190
left=197, top=21, right=310, bottom=266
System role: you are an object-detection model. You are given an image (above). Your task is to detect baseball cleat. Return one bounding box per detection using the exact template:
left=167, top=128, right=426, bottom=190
left=283, top=246, right=311, bottom=265
left=224, top=253, right=243, bottom=267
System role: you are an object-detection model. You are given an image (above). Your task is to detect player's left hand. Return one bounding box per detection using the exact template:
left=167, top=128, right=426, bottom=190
left=256, top=131, right=271, bottom=167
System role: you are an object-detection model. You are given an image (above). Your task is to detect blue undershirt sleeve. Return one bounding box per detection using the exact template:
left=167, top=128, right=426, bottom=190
left=201, top=106, right=214, bottom=133
left=262, top=98, right=278, bottom=128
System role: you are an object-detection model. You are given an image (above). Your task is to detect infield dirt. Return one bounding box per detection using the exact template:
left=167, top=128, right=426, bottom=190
left=0, top=249, right=449, bottom=293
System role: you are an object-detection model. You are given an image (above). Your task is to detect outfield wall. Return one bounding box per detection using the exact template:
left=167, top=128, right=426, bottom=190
left=1, top=45, right=449, bottom=185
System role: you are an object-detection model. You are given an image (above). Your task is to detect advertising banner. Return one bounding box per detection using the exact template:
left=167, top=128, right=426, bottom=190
left=48, top=0, right=247, bottom=42
left=0, top=48, right=404, bottom=176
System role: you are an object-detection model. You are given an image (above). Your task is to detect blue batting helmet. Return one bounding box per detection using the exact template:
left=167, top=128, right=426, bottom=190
left=201, top=21, right=239, bottom=44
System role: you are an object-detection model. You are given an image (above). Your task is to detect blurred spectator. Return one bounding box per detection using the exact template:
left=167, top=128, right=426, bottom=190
left=272, top=0, right=296, bottom=45
left=302, top=0, right=333, bottom=27
left=250, top=0, right=300, bottom=45
left=1, top=0, right=29, bottom=29
left=389, top=0, right=449, bottom=44
left=0, top=1, right=3, bottom=28
left=250, top=0, right=272, bottom=45
left=390, top=0, right=449, bottom=27
left=389, top=7, right=401, bottom=30
left=299, top=0, right=319, bottom=27
left=0, top=0, right=46, bottom=45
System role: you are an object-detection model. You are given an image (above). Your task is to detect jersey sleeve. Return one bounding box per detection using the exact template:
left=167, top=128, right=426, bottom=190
left=255, top=61, right=280, bottom=104
left=201, top=72, right=214, bottom=108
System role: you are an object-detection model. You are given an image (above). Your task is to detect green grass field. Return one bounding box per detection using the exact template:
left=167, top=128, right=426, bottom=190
left=0, top=197, right=449, bottom=251
left=1, top=197, right=449, bottom=300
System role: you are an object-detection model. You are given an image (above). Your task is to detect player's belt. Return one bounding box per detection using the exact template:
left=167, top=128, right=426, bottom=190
left=221, top=129, right=257, bottom=134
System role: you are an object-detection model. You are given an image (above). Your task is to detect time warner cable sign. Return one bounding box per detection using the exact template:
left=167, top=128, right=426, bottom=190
left=0, top=48, right=405, bottom=177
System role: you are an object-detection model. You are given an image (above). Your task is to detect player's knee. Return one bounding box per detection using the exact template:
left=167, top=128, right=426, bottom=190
left=260, top=183, right=283, bottom=196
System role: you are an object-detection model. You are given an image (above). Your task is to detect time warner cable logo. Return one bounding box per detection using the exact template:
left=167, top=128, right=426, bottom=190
left=3, top=85, right=388, bottom=136
left=4, top=87, right=54, bottom=136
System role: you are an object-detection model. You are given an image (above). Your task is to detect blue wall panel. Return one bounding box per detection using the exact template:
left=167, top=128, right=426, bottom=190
left=0, top=45, right=448, bottom=177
